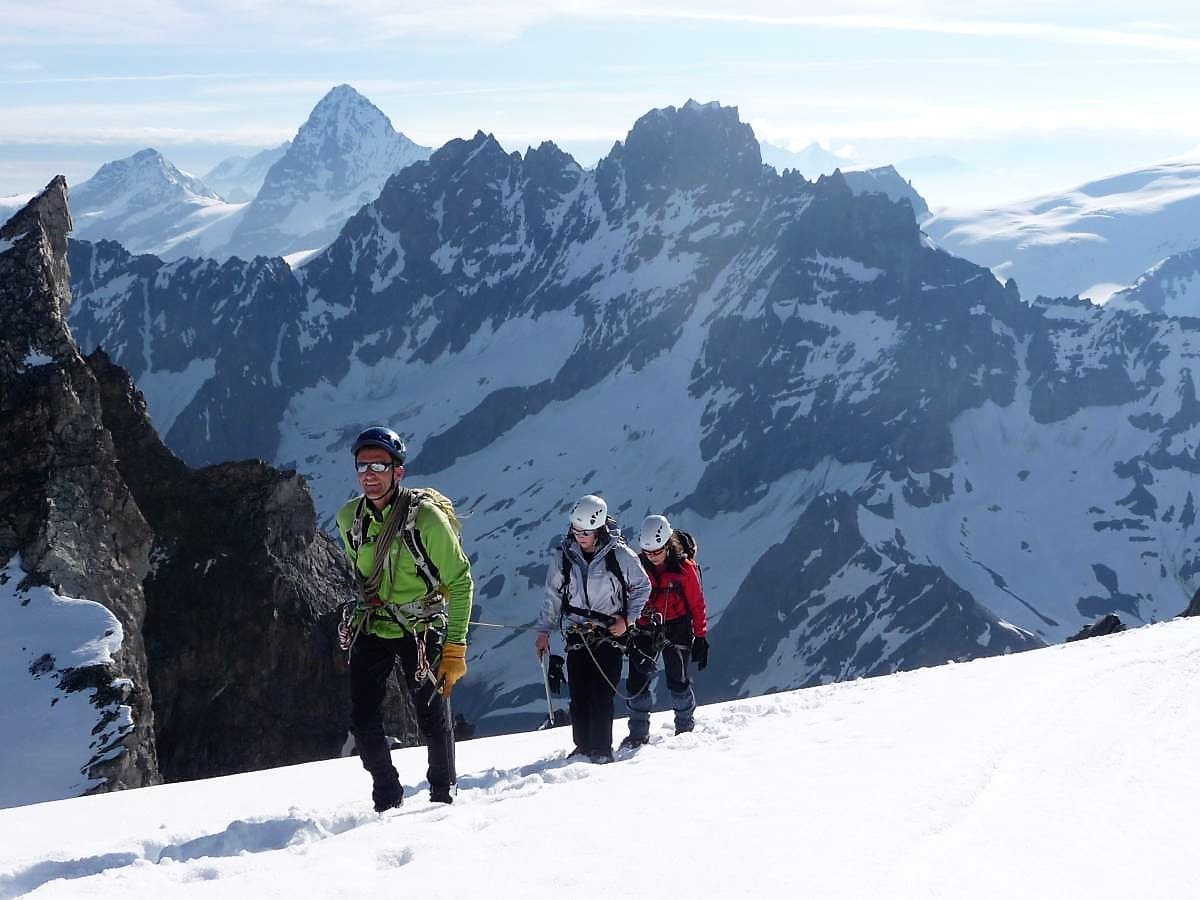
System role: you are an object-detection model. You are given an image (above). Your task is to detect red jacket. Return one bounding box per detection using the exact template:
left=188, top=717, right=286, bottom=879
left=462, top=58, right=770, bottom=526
left=636, top=555, right=707, bottom=638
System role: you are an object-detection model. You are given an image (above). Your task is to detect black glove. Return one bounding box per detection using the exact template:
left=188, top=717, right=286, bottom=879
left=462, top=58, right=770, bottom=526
left=692, top=636, right=709, bottom=670
left=547, top=654, right=566, bottom=695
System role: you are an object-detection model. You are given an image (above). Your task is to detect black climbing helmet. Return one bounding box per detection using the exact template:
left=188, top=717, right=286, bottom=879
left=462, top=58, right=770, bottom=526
left=351, top=426, right=407, bottom=464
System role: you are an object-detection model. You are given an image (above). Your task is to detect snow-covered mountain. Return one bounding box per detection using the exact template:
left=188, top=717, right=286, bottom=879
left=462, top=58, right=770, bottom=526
left=68, top=99, right=1200, bottom=737
left=58, top=86, right=429, bottom=263
left=759, top=143, right=929, bottom=221
left=1110, top=245, right=1200, bottom=316
left=69, top=149, right=245, bottom=260
left=924, top=158, right=1200, bottom=302
left=203, top=142, right=291, bottom=203
left=842, top=165, right=930, bottom=220
left=760, top=140, right=855, bottom=177
left=219, top=84, right=430, bottom=260
left=2, top=616, right=1198, bottom=897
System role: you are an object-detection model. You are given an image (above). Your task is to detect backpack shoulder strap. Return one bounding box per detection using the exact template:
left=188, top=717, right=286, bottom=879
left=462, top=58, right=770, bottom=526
left=559, top=547, right=572, bottom=603
left=605, top=547, right=629, bottom=617
left=347, top=496, right=370, bottom=554
left=402, top=488, right=441, bottom=594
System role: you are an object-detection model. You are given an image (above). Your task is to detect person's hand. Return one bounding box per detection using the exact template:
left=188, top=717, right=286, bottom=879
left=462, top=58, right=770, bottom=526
left=535, top=631, right=550, bottom=658
left=692, top=636, right=709, bottom=670
left=437, top=642, right=467, bottom=698
left=608, top=615, right=628, bottom=638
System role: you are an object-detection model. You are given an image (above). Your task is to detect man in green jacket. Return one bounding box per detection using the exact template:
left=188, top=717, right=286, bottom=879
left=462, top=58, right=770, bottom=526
left=336, top=426, right=473, bottom=811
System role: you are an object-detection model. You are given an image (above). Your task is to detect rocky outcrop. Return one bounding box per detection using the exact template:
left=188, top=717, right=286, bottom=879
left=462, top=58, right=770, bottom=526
left=85, top=348, right=418, bottom=781
left=0, top=177, right=160, bottom=798
left=1066, top=614, right=1126, bottom=642
left=1, top=180, right=417, bottom=805
left=1181, top=589, right=1200, bottom=617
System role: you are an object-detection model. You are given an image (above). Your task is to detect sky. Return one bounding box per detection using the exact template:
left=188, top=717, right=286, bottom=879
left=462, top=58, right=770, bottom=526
left=3, top=614, right=1199, bottom=898
left=3, top=1, right=1200, bottom=207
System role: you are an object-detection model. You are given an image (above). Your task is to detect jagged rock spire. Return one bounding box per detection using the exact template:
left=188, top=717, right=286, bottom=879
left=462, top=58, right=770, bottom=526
left=0, top=176, right=76, bottom=381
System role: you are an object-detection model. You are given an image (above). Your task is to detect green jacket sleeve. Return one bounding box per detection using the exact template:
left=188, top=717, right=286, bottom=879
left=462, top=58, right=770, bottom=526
left=415, top=503, right=474, bottom=644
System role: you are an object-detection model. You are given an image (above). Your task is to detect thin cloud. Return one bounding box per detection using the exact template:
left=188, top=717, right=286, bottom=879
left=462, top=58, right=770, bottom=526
left=3, top=1, right=1197, bottom=50
left=0, top=72, right=259, bottom=87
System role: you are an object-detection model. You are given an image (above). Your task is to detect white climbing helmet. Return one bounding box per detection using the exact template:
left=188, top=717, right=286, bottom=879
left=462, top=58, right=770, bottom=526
left=570, top=494, right=608, bottom=531
left=639, top=514, right=673, bottom=551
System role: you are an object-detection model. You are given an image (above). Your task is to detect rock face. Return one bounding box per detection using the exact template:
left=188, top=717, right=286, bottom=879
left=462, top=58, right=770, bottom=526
left=1, top=177, right=160, bottom=802
left=1, top=180, right=417, bottom=805
left=83, top=350, right=418, bottom=782
left=1066, top=614, right=1126, bottom=642
left=66, top=101, right=1200, bottom=734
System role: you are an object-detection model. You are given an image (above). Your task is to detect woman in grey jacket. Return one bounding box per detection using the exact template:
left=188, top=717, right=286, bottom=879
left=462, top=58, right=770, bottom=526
left=535, top=494, right=650, bottom=762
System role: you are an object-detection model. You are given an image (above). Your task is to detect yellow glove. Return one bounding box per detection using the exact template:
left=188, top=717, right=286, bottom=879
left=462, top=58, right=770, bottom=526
left=437, top=642, right=467, bottom=698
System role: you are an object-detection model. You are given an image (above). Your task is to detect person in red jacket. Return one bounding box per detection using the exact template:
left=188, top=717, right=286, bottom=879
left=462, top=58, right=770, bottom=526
left=619, top=514, right=709, bottom=749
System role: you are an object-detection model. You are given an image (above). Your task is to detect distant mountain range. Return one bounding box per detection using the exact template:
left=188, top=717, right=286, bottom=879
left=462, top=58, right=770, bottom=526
left=60, top=85, right=430, bottom=263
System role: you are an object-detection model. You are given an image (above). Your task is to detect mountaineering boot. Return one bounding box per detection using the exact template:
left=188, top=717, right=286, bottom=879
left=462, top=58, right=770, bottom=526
left=619, top=734, right=649, bottom=750
left=589, top=749, right=615, bottom=764
left=372, top=777, right=404, bottom=813
left=674, top=721, right=694, bottom=736
left=430, top=785, right=454, bottom=804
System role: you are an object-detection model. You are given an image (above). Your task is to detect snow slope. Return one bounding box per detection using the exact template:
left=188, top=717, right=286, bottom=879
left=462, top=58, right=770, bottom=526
left=924, top=158, right=1200, bottom=302
left=2, top=616, right=1197, bottom=899
left=0, top=557, right=134, bottom=810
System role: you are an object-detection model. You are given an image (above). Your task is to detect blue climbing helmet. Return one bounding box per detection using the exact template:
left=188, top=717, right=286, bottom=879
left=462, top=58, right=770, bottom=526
left=351, top=426, right=407, bottom=464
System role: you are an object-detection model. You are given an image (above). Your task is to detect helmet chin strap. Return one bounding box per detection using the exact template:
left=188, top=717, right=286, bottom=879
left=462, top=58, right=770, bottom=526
left=367, top=478, right=399, bottom=512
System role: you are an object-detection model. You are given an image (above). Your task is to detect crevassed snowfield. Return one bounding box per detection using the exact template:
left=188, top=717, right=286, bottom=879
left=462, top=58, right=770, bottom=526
left=3, top=617, right=1198, bottom=899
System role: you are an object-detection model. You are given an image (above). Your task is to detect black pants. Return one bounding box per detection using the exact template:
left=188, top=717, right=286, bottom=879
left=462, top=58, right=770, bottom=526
left=565, top=633, right=625, bottom=757
left=350, top=631, right=455, bottom=792
left=626, top=617, right=695, bottom=738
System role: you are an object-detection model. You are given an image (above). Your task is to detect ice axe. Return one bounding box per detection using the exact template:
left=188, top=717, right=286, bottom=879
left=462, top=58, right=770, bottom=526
left=537, top=652, right=568, bottom=730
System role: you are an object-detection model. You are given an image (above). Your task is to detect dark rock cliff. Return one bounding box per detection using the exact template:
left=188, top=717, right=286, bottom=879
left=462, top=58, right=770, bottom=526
left=2, top=179, right=418, bottom=803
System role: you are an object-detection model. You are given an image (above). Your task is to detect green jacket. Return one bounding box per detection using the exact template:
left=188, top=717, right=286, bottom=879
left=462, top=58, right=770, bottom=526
left=336, top=490, right=473, bottom=644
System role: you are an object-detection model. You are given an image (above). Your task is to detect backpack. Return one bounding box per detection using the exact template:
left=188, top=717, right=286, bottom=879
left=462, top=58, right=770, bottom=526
left=402, top=488, right=463, bottom=596
left=347, top=487, right=463, bottom=598
left=673, top=529, right=701, bottom=583
left=675, top=529, right=698, bottom=562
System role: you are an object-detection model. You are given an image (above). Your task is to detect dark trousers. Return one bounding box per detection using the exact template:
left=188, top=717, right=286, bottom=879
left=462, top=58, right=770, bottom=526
left=565, top=634, right=625, bottom=757
left=350, top=631, right=455, bottom=791
left=626, top=617, right=695, bottom=739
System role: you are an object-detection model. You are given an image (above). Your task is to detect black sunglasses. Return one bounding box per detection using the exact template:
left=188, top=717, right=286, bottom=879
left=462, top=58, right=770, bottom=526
left=355, top=461, right=393, bottom=473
